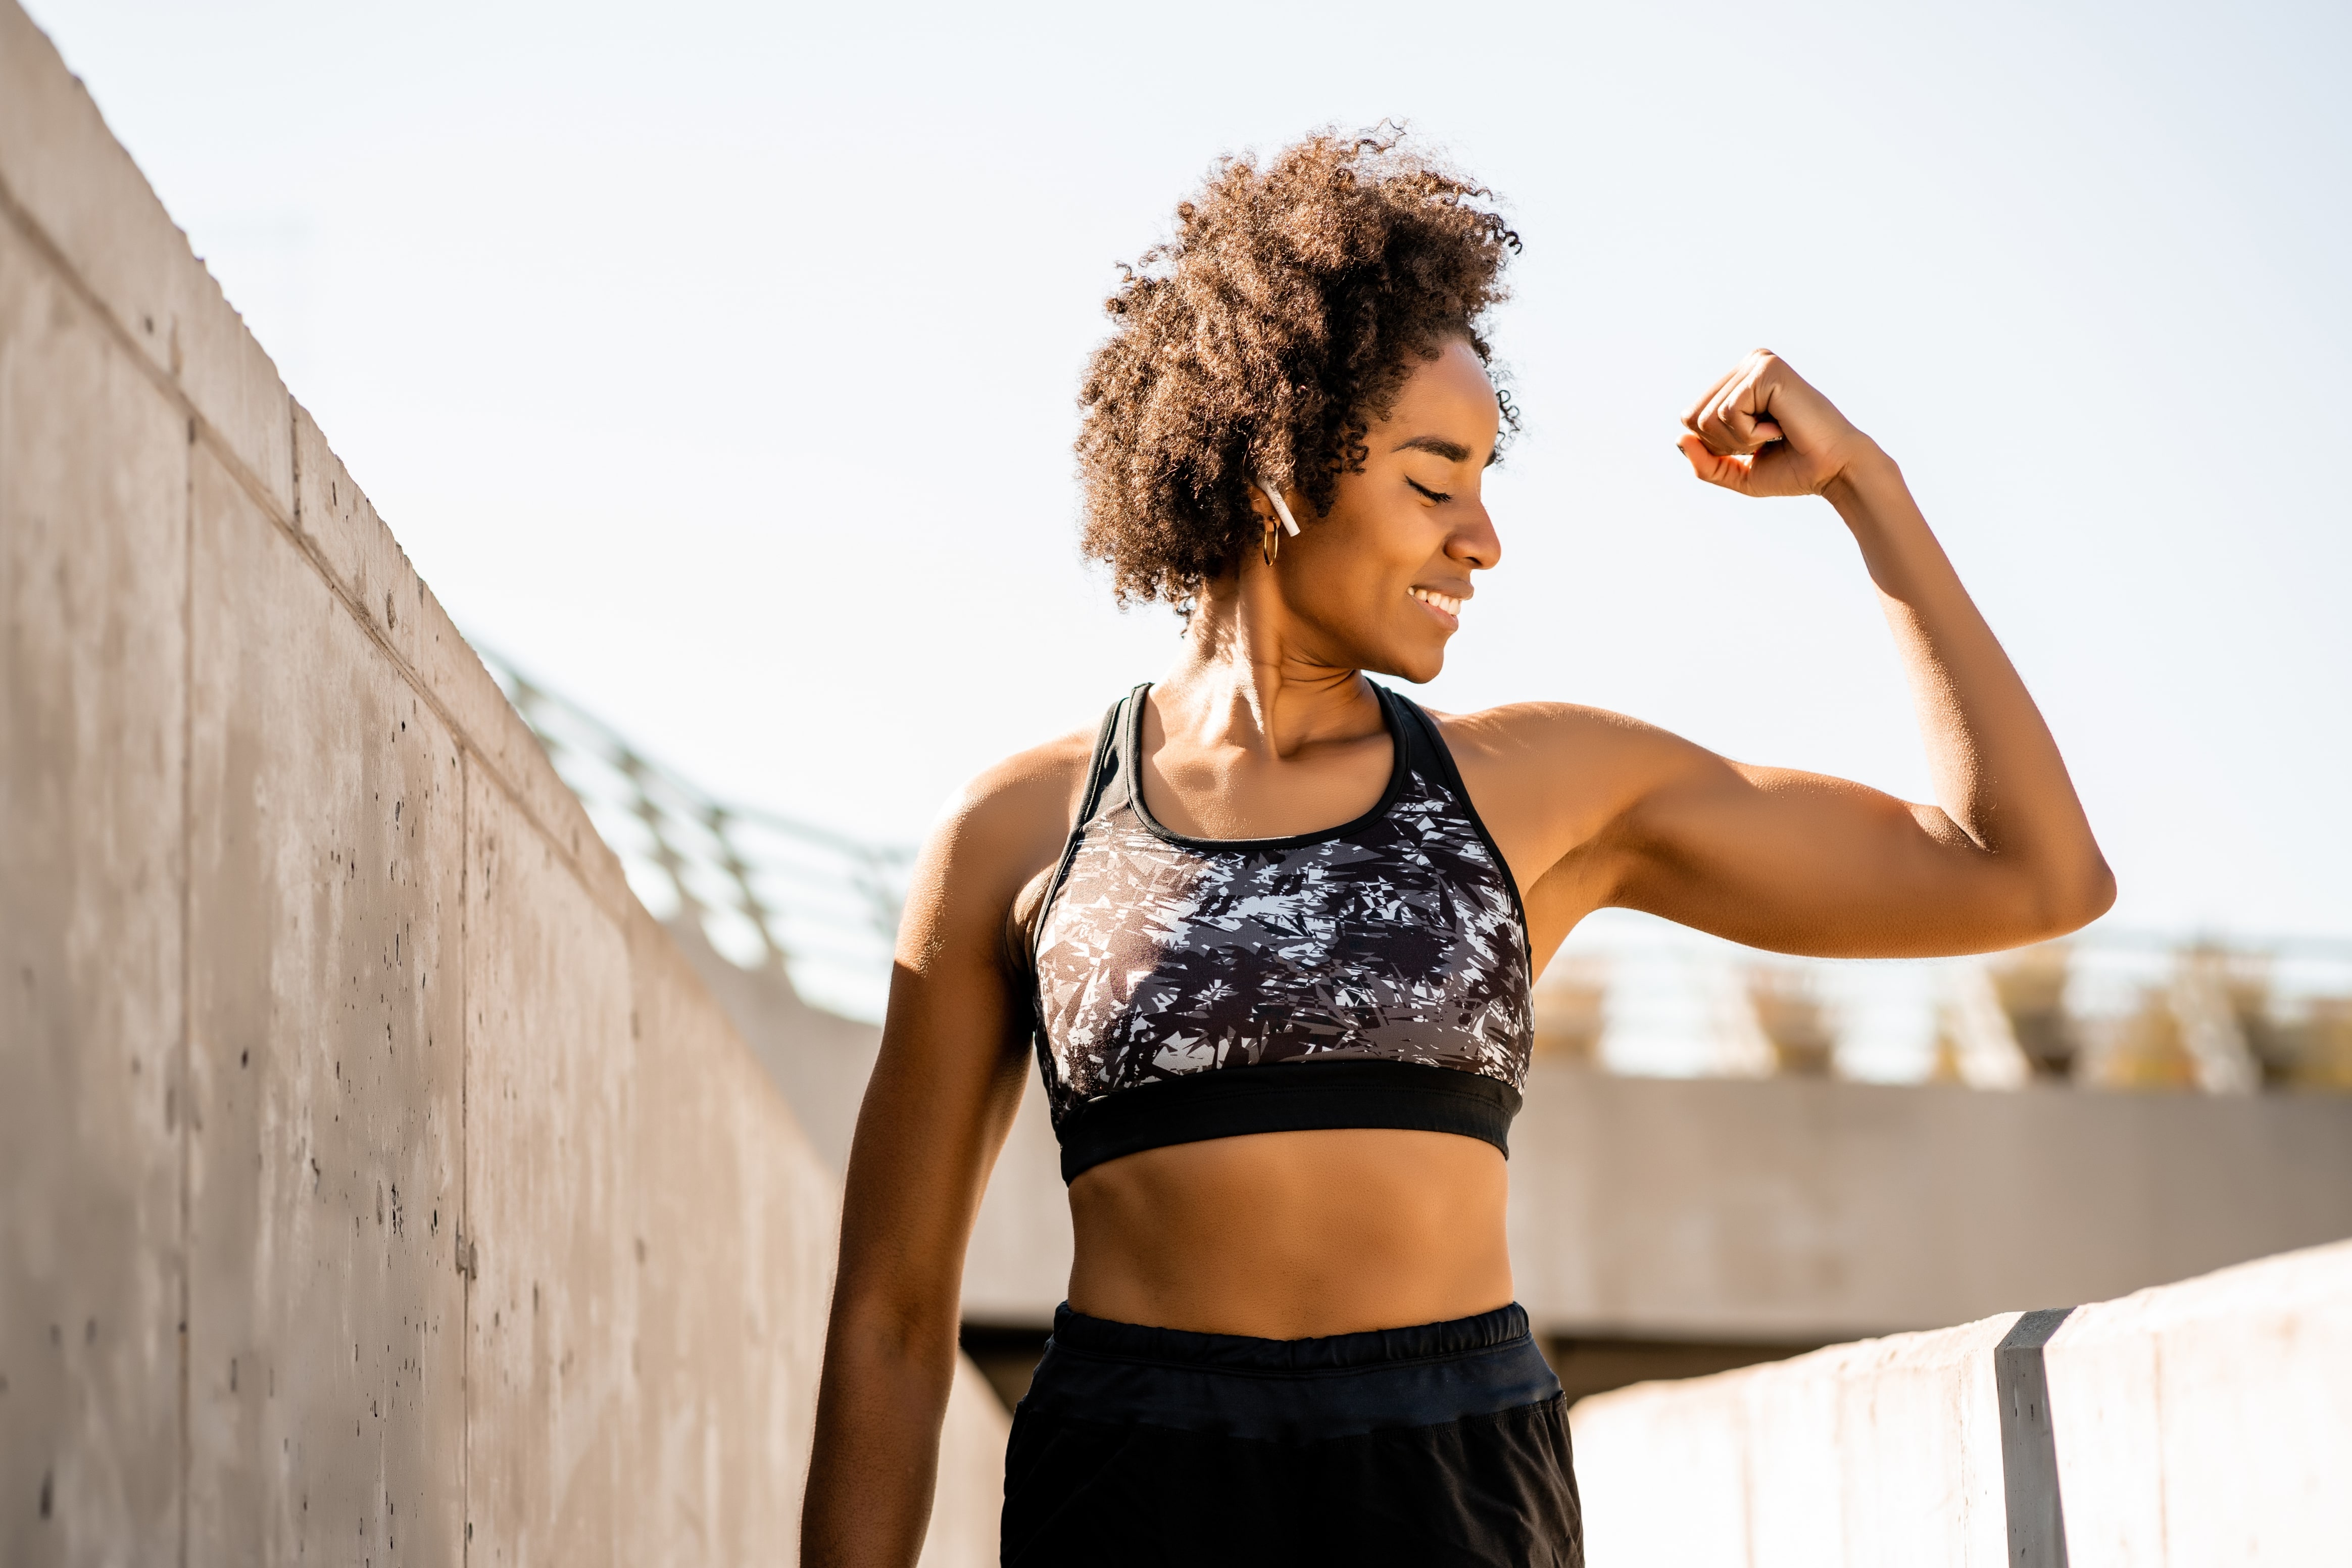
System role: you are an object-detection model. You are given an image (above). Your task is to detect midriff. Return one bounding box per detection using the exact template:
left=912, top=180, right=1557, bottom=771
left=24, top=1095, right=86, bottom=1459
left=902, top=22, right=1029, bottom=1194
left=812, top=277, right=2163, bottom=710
left=1064, top=1126, right=1513, bottom=1339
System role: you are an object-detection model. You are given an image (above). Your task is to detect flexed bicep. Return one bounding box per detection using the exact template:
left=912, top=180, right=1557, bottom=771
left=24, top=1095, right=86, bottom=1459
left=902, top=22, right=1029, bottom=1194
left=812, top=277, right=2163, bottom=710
left=1570, top=351, right=2116, bottom=958
left=1605, top=742, right=2046, bottom=958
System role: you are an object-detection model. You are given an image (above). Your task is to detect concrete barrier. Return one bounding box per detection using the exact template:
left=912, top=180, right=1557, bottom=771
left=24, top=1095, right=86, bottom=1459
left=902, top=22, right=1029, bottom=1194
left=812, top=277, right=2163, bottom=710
left=1570, top=1238, right=2352, bottom=1565
left=0, top=7, right=1003, bottom=1562
left=1504, top=1063, right=2352, bottom=1343
left=2043, top=1242, right=2352, bottom=1565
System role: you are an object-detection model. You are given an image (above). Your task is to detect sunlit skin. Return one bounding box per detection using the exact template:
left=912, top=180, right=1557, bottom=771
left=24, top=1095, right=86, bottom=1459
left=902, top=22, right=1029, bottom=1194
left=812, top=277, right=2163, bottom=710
left=802, top=341, right=2115, bottom=1566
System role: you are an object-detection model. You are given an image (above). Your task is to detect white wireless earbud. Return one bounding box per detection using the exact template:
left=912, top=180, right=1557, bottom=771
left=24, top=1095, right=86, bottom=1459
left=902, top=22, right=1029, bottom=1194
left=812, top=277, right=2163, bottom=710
left=1254, top=477, right=1301, bottom=536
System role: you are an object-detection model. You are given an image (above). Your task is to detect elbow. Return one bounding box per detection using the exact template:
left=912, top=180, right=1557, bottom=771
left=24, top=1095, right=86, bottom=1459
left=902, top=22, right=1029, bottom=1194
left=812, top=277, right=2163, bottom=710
left=2024, top=850, right=2117, bottom=942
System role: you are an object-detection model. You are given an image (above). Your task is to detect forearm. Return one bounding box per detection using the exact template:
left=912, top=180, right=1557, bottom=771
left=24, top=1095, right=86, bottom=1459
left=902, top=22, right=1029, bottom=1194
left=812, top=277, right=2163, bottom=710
left=1826, top=447, right=2112, bottom=919
left=801, top=1307, right=960, bottom=1568
left=801, top=1036, right=1025, bottom=1567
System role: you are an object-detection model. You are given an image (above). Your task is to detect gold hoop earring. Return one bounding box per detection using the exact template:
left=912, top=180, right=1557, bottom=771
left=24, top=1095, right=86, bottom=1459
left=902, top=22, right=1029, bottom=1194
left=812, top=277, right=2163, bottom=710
left=1262, top=520, right=1281, bottom=567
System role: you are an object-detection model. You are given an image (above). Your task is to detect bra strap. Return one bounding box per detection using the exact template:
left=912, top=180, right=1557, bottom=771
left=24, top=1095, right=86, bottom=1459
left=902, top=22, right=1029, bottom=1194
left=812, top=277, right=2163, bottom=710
left=1028, top=684, right=1148, bottom=977
left=1384, top=688, right=1537, bottom=975
left=1078, top=683, right=1148, bottom=826
left=1377, top=683, right=1441, bottom=780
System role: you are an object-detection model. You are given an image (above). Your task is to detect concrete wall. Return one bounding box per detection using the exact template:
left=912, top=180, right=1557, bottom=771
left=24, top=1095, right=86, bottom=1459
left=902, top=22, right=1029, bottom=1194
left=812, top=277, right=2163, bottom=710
left=957, top=1057, right=2352, bottom=1343
left=1570, top=1238, right=2352, bottom=1566
left=0, top=8, right=1003, bottom=1563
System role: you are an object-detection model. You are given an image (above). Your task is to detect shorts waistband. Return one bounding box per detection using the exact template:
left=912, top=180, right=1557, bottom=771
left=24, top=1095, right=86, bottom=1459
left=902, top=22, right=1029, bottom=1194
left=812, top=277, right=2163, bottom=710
left=1048, top=1301, right=1533, bottom=1373
left=1026, top=1302, right=1559, bottom=1442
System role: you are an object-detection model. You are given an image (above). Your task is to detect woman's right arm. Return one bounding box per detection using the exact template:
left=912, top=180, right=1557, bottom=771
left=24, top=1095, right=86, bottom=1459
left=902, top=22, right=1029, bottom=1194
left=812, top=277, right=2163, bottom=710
left=800, top=738, right=1088, bottom=1568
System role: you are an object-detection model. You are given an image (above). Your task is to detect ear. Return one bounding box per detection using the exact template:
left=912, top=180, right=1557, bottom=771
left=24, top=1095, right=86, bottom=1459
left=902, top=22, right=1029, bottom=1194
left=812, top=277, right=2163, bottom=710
left=1244, top=482, right=1277, bottom=528
left=1250, top=477, right=1303, bottom=535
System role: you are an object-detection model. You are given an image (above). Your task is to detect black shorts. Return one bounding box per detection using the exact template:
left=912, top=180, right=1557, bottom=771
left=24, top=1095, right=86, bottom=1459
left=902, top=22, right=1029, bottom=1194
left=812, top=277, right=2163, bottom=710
left=1002, top=1302, right=1583, bottom=1567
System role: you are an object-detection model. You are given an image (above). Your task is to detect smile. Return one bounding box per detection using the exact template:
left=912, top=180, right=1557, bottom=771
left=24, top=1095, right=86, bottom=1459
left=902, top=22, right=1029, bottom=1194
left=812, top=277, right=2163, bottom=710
left=1411, top=586, right=1464, bottom=621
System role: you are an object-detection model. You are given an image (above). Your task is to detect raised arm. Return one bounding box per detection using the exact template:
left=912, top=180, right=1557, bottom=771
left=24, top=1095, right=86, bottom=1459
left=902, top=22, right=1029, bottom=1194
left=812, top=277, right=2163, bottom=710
left=1466, top=352, right=2114, bottom=960
left=801, top=739, right=1084, bottom=1568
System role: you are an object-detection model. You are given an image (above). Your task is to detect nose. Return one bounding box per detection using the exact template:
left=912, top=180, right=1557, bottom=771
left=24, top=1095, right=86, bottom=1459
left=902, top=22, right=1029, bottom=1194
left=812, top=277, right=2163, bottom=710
left=1449, top=500, right=1501, bottom=572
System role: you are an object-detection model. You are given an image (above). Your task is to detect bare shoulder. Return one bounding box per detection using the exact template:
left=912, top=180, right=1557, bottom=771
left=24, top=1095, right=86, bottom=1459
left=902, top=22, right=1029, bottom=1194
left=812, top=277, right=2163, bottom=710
left=1413, top=700, right=1724, bottom=889
left=900, top=722, right=1100, bottom=962
left=956, top=723, right=1097, bottom=817
left=929, top=723, right=1097, bottom=871
left=1427, top=700, right=1702, bottom=786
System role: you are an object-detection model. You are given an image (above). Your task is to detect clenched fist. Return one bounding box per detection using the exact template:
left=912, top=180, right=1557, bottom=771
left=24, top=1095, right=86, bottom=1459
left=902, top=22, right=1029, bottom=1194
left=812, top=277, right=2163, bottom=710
left=1677, top=350, right=1879, bottom=499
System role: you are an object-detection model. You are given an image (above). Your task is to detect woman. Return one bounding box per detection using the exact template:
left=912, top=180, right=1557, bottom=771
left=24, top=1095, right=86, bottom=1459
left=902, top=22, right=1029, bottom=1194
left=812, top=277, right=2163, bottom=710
left=802, top=133, right=2112, bottom=1567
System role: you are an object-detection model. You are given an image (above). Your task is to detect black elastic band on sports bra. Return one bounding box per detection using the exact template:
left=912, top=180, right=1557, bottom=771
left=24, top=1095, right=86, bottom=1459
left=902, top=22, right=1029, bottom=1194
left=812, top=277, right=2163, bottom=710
left=1055, top=1058, right=1523, bottom=1184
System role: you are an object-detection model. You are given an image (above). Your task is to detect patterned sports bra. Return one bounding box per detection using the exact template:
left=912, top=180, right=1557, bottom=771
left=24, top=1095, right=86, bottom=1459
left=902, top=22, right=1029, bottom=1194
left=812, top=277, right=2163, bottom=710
left=1028, top=682, right=1535, bottom=1183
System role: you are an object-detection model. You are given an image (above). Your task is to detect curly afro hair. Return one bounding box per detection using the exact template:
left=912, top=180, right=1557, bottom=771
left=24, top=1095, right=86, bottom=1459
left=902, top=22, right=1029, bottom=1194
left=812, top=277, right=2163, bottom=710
left=1076, top=128, right=1520, bottom=608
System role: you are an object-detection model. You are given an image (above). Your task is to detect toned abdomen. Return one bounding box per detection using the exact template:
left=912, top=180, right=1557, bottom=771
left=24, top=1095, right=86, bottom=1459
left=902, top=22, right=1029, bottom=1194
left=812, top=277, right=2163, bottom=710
left=1064, top=1127, right=1513, bottom=1340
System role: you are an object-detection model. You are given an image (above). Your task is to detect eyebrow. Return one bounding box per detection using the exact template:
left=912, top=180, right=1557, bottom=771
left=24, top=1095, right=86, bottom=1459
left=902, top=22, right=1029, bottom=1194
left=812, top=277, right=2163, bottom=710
left=1393, top=434, right=1476, bottom=463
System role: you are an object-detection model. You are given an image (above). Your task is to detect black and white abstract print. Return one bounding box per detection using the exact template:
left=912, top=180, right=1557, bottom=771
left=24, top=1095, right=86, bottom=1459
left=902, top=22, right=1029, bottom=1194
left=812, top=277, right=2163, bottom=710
left=1033, top=762, right=1533, bottom=1128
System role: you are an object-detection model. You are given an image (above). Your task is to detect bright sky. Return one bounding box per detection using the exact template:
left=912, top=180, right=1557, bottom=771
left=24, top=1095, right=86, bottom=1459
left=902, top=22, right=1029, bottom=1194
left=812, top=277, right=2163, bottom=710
left=30, top=0, right=2351, bottom=944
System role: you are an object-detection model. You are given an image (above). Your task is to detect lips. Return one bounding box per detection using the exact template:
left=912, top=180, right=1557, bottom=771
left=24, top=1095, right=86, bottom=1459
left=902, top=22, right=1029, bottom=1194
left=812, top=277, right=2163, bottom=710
left=1411, top=586, right=1464, bottom=623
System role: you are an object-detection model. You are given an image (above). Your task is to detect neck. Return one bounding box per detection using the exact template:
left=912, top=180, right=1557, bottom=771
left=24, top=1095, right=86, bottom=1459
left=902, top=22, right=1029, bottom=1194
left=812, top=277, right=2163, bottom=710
left=1159, top=570, right=1381, bottom=760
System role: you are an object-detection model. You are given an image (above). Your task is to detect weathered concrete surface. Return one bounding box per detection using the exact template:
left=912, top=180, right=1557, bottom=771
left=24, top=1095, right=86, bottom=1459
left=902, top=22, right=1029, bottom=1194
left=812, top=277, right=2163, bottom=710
left=1571, top=1239, right=2352, bottom=1567
left=184, top=440, right=467, bottom=1560
left=0, top=0, right=287, bottom=521
left=2044, top=1240, right=2352, bottom=1566
left=668, top=918, right=890, bottom=1180
left=0, top=154, right=189, bottom=1568
left=660, top=926, right=1077, bottom=1323
left=0, top=5, right=1007, bottom=1562
left=464, top=775, right=642, bottom=1563
left=1573, top=1313, right=2015, bottom=1567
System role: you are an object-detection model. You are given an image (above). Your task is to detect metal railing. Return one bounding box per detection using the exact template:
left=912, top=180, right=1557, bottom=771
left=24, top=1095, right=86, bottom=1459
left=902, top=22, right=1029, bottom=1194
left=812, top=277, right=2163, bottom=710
left=479, top=649, right=913, bottom=1021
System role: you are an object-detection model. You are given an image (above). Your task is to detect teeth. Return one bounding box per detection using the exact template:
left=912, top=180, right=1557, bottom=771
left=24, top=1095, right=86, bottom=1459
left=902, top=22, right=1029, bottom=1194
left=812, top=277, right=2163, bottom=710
left=1412, top=589, right=1463, bottom=616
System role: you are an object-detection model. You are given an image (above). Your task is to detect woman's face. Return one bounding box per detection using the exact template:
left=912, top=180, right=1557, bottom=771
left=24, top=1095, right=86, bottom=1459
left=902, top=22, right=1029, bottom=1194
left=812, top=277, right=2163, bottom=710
left=1266, top=339, right=1504, bottom=684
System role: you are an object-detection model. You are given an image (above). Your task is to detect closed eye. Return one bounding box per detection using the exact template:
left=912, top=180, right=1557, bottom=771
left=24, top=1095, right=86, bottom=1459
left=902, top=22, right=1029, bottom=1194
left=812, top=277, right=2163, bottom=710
left=1405, top=477, right=1451, bottom=503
